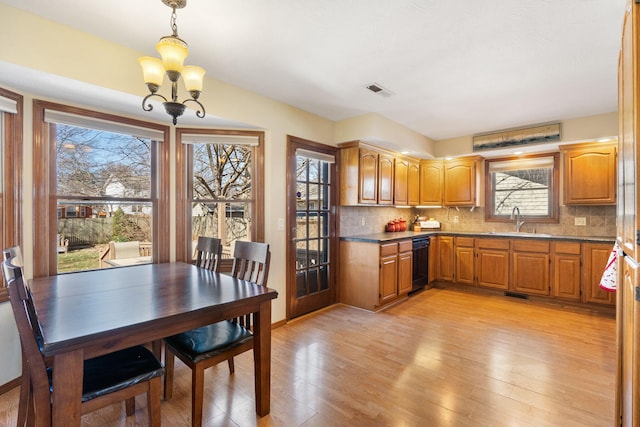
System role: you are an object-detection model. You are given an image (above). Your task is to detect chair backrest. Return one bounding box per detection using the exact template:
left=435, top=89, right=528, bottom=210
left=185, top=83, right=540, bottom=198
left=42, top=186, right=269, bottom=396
left=195, top=236, right=222, bottom=272
left=2, top=246, right=25, bottom=298
left=3, top=257, right=51, bottom=423
left=230, top=241, right=271, bottom=286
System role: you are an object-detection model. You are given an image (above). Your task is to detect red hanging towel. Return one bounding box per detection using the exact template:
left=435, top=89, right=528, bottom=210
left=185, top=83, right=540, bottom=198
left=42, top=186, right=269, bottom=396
left=599, top=242, right=619, bottom=292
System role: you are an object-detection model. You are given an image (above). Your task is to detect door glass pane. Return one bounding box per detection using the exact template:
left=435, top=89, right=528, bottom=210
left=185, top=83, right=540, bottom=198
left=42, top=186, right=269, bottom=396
left=319, top=265, right=329, bottom=290
left=296, top=183, right=308, bottom=210
left=308, top=159, right=320, bottom=183
left=319, top=238, right=329, bottom=264
left=296, top=240, right=308, bottom=268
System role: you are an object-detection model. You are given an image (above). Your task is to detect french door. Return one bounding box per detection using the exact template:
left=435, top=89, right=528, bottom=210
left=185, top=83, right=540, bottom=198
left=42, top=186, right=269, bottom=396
left=286, top=136, right=337, bottom=319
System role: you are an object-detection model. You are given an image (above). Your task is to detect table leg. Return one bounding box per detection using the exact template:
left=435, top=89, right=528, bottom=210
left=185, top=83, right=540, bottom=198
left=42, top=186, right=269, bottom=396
left=52, top=350, right=84, bottom=427
left=253, top=300, right=272, bottom=416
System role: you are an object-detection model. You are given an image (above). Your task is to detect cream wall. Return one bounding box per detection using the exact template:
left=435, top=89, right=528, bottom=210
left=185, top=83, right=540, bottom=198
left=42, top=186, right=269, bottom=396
left=434, top=112, right=618, bottom=158
left=335, top=112, right=436, bottom=157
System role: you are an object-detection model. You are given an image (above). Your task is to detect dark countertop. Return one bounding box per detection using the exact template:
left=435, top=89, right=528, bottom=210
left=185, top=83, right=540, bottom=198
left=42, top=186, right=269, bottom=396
left=340, top=230, right=615, bottom=244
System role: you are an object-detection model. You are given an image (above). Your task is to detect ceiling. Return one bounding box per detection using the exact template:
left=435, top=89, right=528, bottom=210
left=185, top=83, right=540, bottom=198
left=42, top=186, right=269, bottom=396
left=0, top=0, right=627, bottom=141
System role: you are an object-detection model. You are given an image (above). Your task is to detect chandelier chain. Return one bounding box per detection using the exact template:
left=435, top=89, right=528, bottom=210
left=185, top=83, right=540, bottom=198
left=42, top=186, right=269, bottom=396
left=170, top=7, right=179, bottom=37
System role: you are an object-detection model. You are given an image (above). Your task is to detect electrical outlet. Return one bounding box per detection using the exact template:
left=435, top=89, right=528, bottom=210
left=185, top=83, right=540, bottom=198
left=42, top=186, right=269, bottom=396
left=453, top=216, right=460, bottom=224
left=575, top=217, right=587, bottom=226
left=361, top=217, right=365, bottom=226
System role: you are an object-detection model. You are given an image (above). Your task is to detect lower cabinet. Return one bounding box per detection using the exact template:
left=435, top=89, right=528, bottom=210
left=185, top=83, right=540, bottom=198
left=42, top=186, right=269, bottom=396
left=551, top=242, right=582, bottom=301
left=512, top=240, right=550, bottom=296
left=583, top=242, right=616, bottom=305
left=476, top=238, right=510, bottom=290
left=339, top=239, right=412, bottom=311
left=437, top=236, right=454, bottom=281
left=455, top=237, right=475, bottom=284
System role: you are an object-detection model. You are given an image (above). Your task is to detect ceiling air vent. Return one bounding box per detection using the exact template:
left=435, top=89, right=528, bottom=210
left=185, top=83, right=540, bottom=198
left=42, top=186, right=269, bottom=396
left=365, top=82, right=394, bottom=98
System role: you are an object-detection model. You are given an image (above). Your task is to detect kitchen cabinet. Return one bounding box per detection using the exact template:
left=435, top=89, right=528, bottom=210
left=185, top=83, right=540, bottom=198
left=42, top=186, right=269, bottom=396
left=338, top=141, right=395, bottom=206
left=378, top=151, right=394, bottom=205
left=512, top=240, right=550, bottom=296
left=408, top=160, right=420, bottom=206
left=476, top=238, right=510, bottom=290
left=419, top=159, right=444, bottom=206
left=551, top=242, right=581, bottom=301
left=561, top=142, right=617, bottom=205
left=379, top=243, right=399, bottom=304
left=394, top=157, right=409, bottom=205
left=583, top=242, right=615, bottom=305
left=437, top=235, right=454, bottom=282
left=454, top=236, right=475, bottom=285
left=443, top=156, right=484, bottom=207
left=428, top=236, right=438, bottom=284
left=339, top=239, right=412, bottom=311
left=398, top=240, right=413, bottom=295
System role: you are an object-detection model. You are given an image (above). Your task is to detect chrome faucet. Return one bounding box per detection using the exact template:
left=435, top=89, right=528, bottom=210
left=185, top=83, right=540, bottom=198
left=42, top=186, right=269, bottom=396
left=510, top=206, right=525, bottom=232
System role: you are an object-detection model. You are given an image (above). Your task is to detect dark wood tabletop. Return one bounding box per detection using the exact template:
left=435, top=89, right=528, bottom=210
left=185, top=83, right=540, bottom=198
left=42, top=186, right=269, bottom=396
left=29, top=262, right=278, bottom=426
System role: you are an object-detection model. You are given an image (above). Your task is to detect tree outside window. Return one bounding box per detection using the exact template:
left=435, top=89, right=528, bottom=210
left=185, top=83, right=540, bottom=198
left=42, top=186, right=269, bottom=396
left=191, top=143, right=253, bottom=256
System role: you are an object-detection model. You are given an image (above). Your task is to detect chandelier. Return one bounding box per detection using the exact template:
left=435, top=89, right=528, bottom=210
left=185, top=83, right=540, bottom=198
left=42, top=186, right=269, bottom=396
left=139, top=0, right=206, bottom=125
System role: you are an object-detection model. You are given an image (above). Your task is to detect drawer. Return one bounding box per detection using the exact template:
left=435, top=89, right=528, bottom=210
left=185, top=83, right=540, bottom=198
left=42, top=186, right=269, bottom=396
left=553, top=242, right=581, bottom=255
left=476, top=238, right=510, bottom=250
left=456, top=237, right=475, bottom=247
left=512, top=239, right=550, bottom=253
left=380, top=242, right=398, bottom=257
left=398, top=240, right=412, bottom=253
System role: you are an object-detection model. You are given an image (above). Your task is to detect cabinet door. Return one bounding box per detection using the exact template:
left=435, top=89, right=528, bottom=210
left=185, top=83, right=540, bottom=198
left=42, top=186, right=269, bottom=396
left=583, top=243, right=615, bottom=305
left=512, top=242, right=550, bottom=296
left=437, top=236, right=454, bottom=281
left=379, top=254, right=398, bottom=304
left=419, top=160, right=443, bottom=206
left=552, top=254, right=582, bottom=300
left=428, top=236, right=438, bottom=283
left=358, top=148, right=378, bottom=204
left=407, top=161, right=420, bottom=206
left=563, top=144, right=617, bottom=205
left=398, top=250, right=413, bottom=295
left=378, top=152, right=394, bottom=205
left=477, top=249, right=510, bottom=290
left=394, top=158, right=409, bottom=205
left=444, top=158, right=477, bottom=206
left=455, top=240, right=475, bottom=285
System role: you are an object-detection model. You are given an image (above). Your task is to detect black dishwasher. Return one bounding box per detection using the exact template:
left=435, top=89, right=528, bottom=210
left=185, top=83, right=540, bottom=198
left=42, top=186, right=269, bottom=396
left=411, top=236, right=430, bottom=292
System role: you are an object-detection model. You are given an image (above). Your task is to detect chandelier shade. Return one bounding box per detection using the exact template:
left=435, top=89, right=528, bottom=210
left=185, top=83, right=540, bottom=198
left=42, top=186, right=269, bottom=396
left=139, top=0, right=205, bottom=125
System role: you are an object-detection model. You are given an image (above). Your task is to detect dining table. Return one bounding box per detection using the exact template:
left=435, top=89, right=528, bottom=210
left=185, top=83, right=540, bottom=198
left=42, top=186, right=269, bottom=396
left=28, top=262, right=278, bottom=427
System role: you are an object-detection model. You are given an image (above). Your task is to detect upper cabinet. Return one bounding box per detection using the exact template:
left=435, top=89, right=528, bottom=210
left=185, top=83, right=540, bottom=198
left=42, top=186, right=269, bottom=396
left=338, top=141, right=395, bottom=206
left=560, top=142, right=617, bottom=205
left=394, top=158, right=420, bottom=206
left=419, top=159, right=444, bottom=206
left=443, top=156, right=484, bottom=207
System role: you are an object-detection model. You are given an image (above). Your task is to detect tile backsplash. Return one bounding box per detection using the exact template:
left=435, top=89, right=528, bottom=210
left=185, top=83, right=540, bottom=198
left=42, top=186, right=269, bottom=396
left=339, top=205, right=616, bottom=238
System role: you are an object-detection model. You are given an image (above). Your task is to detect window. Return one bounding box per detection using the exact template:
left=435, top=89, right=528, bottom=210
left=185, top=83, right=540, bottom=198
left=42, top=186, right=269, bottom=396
left=485, top=153, right=559, bottom=223
left=0, top=88, right=22, bottom=300
left=176, top=129, right=264, bottom=262
left=33, top=101, right=170, bottom=277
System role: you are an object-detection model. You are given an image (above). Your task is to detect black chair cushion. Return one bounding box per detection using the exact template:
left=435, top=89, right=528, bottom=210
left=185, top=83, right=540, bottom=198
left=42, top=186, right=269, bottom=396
left=165, top=320, right=253, bottom=363
left=48, top=345, right=164, bottom=402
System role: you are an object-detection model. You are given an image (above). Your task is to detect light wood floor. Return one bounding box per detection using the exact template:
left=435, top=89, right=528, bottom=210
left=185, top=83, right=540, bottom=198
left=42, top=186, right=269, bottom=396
left=0, top=287, right=616, bottom=426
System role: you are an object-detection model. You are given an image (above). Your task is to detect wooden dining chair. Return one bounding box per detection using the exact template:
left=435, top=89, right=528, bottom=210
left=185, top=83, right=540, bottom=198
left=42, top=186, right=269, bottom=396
left=2, top=256, right=165, bottom=427
left=194, top=236, right=222, bottom=271
left=163, top=240, right=271, bottom=427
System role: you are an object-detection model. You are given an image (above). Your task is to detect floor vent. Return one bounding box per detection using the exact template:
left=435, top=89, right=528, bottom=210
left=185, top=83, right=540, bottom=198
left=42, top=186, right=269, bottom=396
left=504, top=291, right=529, bottom=299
